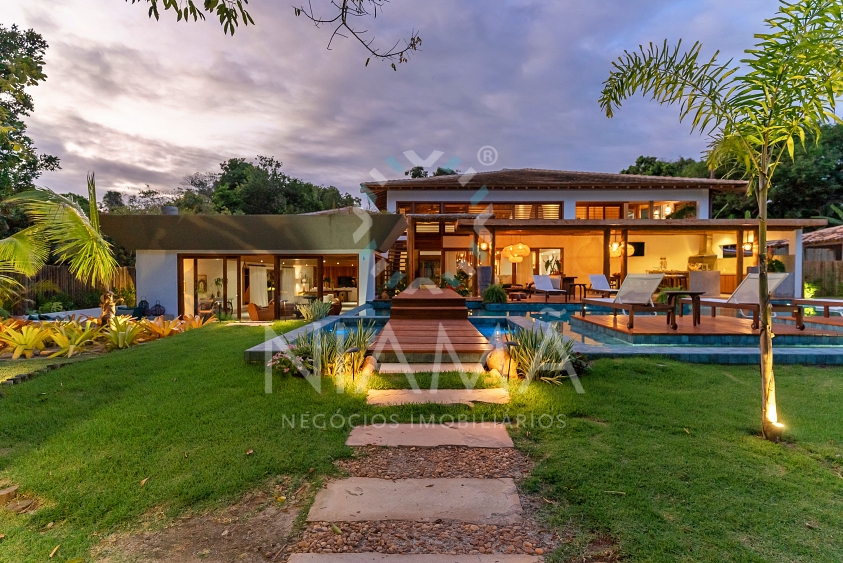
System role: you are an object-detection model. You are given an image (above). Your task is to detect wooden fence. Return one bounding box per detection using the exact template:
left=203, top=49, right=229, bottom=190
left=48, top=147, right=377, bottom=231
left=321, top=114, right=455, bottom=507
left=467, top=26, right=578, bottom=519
left=804, top=260, right=843, bottom=296
left=9, top=265, right=136, bottom=311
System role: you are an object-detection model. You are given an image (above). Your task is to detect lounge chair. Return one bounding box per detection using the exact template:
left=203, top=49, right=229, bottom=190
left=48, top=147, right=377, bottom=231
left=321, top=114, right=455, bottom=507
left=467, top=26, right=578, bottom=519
left=586, top=274, right=619, bottom=298
left=532, top=274, right=567, bottom=302
left=792, top=298, right=843, bottom=318
left=581, top=273, right=676, bottom=329
left=682, top=273, right=804, bottom=330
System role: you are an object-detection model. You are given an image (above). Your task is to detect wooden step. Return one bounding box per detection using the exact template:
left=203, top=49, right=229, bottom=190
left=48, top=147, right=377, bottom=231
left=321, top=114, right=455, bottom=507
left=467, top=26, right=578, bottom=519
left=390, top=306, right=468, bottom=320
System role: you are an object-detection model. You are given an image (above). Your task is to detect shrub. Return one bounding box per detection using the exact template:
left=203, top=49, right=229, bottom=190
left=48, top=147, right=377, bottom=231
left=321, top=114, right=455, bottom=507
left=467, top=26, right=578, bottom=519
left=768, top=258, right=786, bottom=273
left=804, top=280, right=819, bottom=299
left=297, top=301, right=331, bottom=322
left=183, top=314, right=218, bottom=330
left=482, top=284, right=507, bottom=304
left=507, top=327, right=576, bottom=383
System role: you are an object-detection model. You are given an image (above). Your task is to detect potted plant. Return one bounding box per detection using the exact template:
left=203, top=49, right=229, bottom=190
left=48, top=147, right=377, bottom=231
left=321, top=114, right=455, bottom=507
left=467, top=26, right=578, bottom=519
left=214, top=277, right=223, bottom=298
left=544, top=257, right=562, bottom=275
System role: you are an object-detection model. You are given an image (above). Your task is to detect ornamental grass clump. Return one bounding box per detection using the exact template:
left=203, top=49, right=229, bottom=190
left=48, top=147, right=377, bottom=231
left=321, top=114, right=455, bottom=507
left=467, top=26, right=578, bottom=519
left=507, top=327, right=576, bottom=384
left=269, top=320, right=377, bottom=378
left=297, top=301, right=332, bottom=322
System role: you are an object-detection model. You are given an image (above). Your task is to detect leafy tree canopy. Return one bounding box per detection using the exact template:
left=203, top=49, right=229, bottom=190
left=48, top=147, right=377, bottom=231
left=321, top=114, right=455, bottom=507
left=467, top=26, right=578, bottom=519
left=621, top=124, right=843, bottom=221
left=104, top=156, right=360, bottom=216
left=0, top=25, right=60, bottom=237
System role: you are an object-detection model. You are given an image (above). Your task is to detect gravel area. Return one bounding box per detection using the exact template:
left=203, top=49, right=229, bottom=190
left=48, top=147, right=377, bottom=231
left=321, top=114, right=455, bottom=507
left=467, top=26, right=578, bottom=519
left=335, top=446, right=533, bottom=479
left=295, top=520, right=563, bottom=556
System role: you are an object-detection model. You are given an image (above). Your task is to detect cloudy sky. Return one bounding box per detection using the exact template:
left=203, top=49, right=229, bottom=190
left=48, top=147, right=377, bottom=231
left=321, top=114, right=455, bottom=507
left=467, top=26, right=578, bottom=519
left=5, top=0, right=775, bottom=199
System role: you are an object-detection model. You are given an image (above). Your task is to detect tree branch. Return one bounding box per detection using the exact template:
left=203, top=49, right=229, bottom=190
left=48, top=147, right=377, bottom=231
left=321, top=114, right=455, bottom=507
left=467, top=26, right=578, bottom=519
left=294, top=0, right=421, bottom=68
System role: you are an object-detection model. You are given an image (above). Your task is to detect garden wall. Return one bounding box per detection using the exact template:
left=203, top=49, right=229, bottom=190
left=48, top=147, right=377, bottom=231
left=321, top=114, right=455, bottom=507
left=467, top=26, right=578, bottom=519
left=804, top=260, right=843, bottom=297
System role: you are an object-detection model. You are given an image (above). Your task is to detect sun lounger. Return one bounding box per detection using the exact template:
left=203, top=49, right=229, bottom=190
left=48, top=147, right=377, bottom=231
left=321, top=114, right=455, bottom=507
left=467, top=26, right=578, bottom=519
left=683, top=273, right=804, bottom=330
left=586, top=274, right=619, bottom=298
left=532, top=274, right=567, bottom=302
left=792, top=298, right=843, bottom=318
left=581, top=273, right=676, bottom=329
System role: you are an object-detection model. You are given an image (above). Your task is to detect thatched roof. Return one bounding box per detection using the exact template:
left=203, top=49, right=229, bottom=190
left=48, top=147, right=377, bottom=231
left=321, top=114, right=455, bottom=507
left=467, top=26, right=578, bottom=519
left=362, top=168, right=748, bottom=209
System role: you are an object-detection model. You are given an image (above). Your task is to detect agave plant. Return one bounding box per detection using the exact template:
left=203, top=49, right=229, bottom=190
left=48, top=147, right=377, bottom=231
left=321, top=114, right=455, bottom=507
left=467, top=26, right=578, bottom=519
left=104, top=315, right=146, bottom=349
left=182, top=314, right=218, bottom=330
left=48, top=320, right=103, bottom=358
left=0, top=324, right=51, bottom=359
left=142, top=316, right=184, bottom=339
left=507, top=327, right=575, bottom=384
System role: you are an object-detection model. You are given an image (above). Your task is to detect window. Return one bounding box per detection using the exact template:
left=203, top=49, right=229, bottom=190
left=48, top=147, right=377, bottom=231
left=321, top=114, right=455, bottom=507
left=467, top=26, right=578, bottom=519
left=576, top=204, right=622, bottom=219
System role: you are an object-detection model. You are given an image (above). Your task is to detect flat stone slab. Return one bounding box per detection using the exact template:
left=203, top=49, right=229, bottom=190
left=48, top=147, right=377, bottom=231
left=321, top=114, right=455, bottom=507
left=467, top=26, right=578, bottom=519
left=347, top=423, right=513, bottom=448
left=307, top=477, right=522, bottom=525
left=378, top=363, right=486, bottom=374
left=289, top=555, right=541, bottom=563
left=367, top=388, right=510, bottom=406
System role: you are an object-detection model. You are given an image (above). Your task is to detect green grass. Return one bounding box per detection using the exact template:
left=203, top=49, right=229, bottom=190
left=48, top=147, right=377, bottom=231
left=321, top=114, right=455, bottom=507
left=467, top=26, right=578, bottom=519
left=0, top=357, right=82, bottom=383
left=1, top=327, right=842, bottom=562
left=513, top=359, right=843, bottom=562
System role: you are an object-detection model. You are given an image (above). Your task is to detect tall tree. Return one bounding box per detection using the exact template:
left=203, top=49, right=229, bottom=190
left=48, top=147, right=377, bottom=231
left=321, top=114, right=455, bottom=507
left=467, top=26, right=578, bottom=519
left=600, top=0, right=843, bottom=440
left=0, top=25, right=60, bottom=237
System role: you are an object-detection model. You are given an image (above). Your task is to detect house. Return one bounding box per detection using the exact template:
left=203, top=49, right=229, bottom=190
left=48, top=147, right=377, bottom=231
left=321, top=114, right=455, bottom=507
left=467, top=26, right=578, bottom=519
left=363, top=168, right=823, bottom=297
left=100, top=211, right=407, bottom=319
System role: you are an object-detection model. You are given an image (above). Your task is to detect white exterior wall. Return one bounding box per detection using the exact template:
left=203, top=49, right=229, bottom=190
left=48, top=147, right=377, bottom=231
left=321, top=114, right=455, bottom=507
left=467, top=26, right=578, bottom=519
left=136, top=250, right=179, bottom=316
left=387, top=188, right=711, bottom=219
left=136, top=249, right=372, bottom=315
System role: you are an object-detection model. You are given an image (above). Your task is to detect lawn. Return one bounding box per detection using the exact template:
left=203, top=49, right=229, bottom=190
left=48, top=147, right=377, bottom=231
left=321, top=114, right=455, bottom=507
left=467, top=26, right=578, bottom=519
left=0, top=324, right=841, bottom=562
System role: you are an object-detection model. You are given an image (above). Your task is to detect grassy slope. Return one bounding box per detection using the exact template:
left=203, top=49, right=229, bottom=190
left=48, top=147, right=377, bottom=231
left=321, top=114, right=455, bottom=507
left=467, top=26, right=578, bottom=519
left=0, top=326, right=841, bottom=562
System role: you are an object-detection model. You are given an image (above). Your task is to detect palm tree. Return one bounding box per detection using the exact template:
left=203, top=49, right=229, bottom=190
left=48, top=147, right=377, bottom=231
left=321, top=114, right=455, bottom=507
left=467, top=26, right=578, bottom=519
left=7, top=172, right=118, bottom=318
left=599, top=0, right=843, bottom=440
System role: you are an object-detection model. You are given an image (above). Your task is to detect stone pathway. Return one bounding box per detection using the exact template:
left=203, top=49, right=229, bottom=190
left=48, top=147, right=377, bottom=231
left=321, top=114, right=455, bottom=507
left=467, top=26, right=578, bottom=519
left=366, top=389, right=510, bottom=406
left=347, top=423, right=513, bottom=448
left=290, top=421, right=556, bottom=560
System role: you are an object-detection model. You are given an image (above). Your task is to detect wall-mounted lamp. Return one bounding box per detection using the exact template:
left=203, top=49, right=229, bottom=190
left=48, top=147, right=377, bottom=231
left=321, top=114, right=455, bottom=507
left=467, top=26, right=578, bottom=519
left=479, top=241, right=489, bottom=251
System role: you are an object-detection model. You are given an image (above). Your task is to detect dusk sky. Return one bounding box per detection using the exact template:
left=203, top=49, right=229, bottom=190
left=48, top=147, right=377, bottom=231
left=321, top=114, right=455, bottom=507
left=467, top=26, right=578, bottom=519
left=5, top=0, right=775, bottom=200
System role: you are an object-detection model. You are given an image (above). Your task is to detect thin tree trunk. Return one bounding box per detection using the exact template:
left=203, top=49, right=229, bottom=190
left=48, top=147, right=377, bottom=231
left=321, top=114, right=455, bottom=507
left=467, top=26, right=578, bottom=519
left=758, top=159, right=782, bottom=441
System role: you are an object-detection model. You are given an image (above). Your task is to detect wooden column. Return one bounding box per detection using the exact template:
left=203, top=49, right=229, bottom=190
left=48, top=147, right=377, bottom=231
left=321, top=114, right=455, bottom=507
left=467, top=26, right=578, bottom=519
left=621, top=229, right=629, bottom=282
left=406, top=218, right=415, bottom=284
left=273, top=256, right=281, bottom=320
left=236, top=256, right=242, bottom=320
left=317, top=257, right=324, bottom=302
left=490, top=229, right=497, bottom=284
left=602, top=229, right=611, bottom=279
left=472, top=230, right=479, bottom=296
left=736, top=229, right=745, bottom=284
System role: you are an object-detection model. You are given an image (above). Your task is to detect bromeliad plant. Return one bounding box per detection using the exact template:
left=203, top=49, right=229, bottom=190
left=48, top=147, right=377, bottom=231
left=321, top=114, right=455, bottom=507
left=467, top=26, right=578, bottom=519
left=49, top=319, right=102, bottom=358
left=142, top=316, right=184, bottom=338
left=0, top=324, right=51, bottom=359
left=104, top=315, right=146, bottom=350
left=183, top=314, right=218, bottom=330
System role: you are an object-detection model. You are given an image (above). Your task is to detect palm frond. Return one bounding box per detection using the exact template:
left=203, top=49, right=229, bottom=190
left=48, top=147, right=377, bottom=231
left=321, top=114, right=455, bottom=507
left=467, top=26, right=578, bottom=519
left=0, top=227, right=49, bottom=277
left=9, top=173, right=118, bottom=289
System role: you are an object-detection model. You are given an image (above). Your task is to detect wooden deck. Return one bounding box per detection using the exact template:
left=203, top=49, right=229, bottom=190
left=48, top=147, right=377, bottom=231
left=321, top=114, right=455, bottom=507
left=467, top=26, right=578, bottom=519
left=575, top=313, right=837, bottom=336
left=373, top=287, right=490, bottom=362
left=371, top=319, right=491, bottom=356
